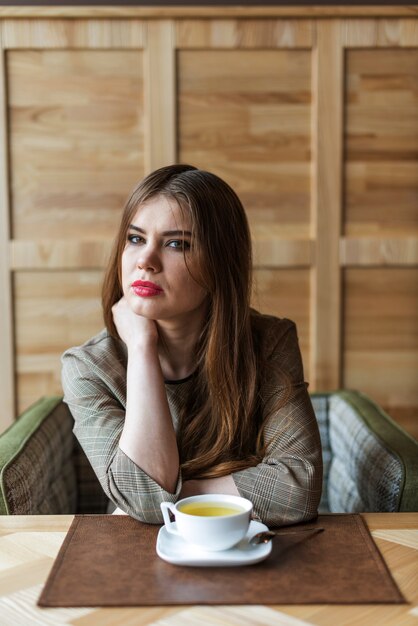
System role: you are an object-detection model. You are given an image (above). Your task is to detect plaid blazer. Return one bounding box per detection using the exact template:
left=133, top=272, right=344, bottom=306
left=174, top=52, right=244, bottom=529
left=61, top=313, right=323, bottom=526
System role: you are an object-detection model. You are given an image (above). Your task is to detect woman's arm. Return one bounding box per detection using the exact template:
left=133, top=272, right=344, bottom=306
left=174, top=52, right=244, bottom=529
left=231, top=382, right=323, bottom=527
left=118, top=341, right=179, bottom=493
left=230, top=319, right=322, bottom=527
left=178, top=319, right=322, bottom=525
left=114, top=297, right=180, bottom=493
left=62, top=351, right=183, bottom=523
left=179, top=385, right=322, bottom=526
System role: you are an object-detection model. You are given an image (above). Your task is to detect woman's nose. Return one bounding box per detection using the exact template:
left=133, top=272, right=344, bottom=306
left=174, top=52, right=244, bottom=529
left=136, top=245, right=161, bottom=272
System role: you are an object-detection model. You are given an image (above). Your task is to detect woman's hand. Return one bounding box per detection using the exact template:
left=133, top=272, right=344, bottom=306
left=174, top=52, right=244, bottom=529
left=112, top=297, right=158, bottom=349
left=115, top=295, right=179, bottom=492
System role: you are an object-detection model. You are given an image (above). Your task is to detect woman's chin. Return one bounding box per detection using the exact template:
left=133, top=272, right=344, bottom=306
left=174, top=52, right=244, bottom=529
left=126, top=297, right=160, bottom=318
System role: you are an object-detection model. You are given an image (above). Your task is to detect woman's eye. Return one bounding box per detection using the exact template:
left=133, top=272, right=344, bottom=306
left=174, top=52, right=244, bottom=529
left=167, top=240, right=191, bottom=251
left=127, top=234, right=144, bottom=245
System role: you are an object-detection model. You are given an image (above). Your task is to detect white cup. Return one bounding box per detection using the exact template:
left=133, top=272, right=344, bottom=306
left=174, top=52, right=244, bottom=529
left=160, top=494, right=253, bottom=552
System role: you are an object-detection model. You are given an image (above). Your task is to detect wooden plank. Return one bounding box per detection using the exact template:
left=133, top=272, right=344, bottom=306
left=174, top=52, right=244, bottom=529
left=343, top=18, right=418, bottom=46
left=144, top=20, right=176, bottom=172
left=344, top=48, right=418, bottom=237
left=8, top=49, right=144, bottom=241
left=5, top=40, right=144, bottom=415
left=0, top=7, right=416, bottom=18
left=2, top=19, right=145, bottom=48
left=0, top=39, right=15, bottom=427
left=178, top=48, right=312, bottom=237
left=10, top=240, right=112, bottom=270
left=253, top=238, right=313, bottom=268
left=310, top=20, right=343, bottom=390
left=343, top=19, right=380, bottom=47
left=176, top=19, right=313, bottom=48
left=341, top=237, right=418, bottom=266
left=14, top=271, right=103, bottom=413
left=400, top=18, right=418, bottom=45
left=10, top=238, right=313, bottom=270
left=253, top=268, right=311, bottom=382
left=343, top=268, right=418, bottom=415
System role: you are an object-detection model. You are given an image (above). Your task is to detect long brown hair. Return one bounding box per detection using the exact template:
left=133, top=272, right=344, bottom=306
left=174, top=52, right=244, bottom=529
left=102, top=164, right=283, bottom=480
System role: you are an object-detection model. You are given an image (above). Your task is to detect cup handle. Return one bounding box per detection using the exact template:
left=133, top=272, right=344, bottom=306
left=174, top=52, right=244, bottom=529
left=160, top=502, right=180, bottom=536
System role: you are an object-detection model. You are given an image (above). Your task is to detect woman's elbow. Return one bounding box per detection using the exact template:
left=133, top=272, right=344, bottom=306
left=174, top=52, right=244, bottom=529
left=262, top=499, right=319, bottom=527
left=125, top=507, right=163, bottom=525
left=263, top=464, right=323, bottom=527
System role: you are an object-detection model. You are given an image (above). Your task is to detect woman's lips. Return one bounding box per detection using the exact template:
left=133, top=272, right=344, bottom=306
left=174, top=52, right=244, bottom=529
left=131, top=280, right=163, bottom=297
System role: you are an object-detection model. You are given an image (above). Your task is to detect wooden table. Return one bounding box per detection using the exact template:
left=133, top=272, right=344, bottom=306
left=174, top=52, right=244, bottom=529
left=0, top=513, right=417, bottom=626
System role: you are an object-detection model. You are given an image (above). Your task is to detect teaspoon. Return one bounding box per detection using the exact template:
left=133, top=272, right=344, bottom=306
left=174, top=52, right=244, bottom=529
left=250, top=527, right=324, bottom=545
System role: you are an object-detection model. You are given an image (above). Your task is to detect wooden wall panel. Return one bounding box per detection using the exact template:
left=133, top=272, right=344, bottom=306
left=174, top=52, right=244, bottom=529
left=8, top=49, right=144, bottom=240
left=178, top=37, right=314, bottom=391
left=14, top=271, right=104, bottom=413
left=342, top=37, right=418, bottom=438
left=343, top=268, right=418, bottom=426
left=345, top=49, right=418, bottom=236
left=252, top=269, right=310, bottom=382
left=310, top=19, right=343, bottom=391
left=178, top=49, right=312, bottom=237
left=0, top=44, right=14, bottom=421
left=342, top=18, right=418, bottom=47
left=144, top=21, right=176, bottom=171
left=176, top=19, right=313, bottom=48
left=2, top=18, right=145, bottom=48
left=2, top=19, right=146, bottom=417
left=0, top=12, right=416, bottom=440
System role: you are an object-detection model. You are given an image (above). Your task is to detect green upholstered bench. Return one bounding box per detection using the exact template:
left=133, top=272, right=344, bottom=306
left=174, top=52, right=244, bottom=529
left=0, top=397, right=107, bottom=515
left=311, top=391, right=418, bottom=513
left=1, top=392, right=417, bottom=514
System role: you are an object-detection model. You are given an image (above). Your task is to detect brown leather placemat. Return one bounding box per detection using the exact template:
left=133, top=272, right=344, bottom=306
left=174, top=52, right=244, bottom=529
left=38, top=514, right=405, bottom=607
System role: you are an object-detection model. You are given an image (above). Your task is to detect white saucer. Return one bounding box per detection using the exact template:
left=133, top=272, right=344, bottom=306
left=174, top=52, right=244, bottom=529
left=156, top=520, right=272, bottom=567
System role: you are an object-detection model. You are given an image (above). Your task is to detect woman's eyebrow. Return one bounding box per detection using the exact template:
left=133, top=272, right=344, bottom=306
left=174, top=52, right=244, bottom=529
left=128, top=224, right=191, bottom=237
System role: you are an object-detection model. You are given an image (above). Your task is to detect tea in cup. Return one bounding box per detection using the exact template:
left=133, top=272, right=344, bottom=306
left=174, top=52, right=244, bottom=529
left=160, top=494, right=253, bottom=551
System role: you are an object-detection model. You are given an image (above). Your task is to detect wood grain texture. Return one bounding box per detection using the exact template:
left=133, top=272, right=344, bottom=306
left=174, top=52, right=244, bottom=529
left=343, top=18, right=418, bottom=47
left=10, top=240, right=112, bottom=270
left=176, top=19, right=313, bottom=48
left=0, top=514, right=416, bottom=626
left=252, top=269, right=310, bottom=382
left=144, top=20, right=176, bottom=172
left=310, top=20, right=343, bottom=391
left=252, top=236, right=313, bottom=268
left=0, top=14, right=416, bottom=437
left=344, top=48, right=418, bottom=236
left=14, top=271, right=103, bottom=413
left=1, top=18, right=145, bottom=48
left=341, top=237, right=418, bottom=266
left=0, top=7, right=416, bottom=18
left=0, top=44, right=15, bottom=429
left=178, top=47, right=312, bottom=236
left=8, top=49, right=144, bottom=241
left=343, top=268, right=418, bottom=414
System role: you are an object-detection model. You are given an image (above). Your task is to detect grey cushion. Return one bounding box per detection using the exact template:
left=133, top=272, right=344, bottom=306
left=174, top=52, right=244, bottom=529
left=312, top=391, right=418, bottom=513
left=327, top=395, right=402, bottom=511
left=311, top=394, right=332, bottom=512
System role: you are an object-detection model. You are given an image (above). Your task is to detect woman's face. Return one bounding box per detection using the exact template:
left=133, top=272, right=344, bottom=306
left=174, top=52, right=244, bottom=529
left=121, top=194, right=208, bottom=327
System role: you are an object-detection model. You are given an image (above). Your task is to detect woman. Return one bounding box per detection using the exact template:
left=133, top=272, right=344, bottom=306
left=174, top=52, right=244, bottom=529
left=62, top=164, right=322, bottom=526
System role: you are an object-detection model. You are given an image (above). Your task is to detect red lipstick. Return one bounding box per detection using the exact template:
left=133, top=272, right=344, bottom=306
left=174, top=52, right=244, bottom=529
left=131, top=280, right=163, bottom=298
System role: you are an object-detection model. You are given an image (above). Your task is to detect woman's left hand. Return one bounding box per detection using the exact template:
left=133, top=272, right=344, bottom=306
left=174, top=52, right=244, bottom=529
left=112, top=296, right=159, bottom=349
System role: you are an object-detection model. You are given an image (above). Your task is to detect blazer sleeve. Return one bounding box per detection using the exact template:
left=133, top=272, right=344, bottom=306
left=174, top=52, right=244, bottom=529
left=61, top=350, right=182, bottom=524
left=232, top=320, right=323, bottom=526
